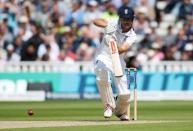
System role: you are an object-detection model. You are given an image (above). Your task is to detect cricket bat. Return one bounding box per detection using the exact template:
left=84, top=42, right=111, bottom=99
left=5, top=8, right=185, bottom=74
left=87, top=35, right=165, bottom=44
left=109, top=37, right=123, bottom=77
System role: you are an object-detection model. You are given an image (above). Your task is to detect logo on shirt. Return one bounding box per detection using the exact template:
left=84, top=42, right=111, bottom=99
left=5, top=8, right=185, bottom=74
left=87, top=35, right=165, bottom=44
left=124, top=9, right=128, bottom=14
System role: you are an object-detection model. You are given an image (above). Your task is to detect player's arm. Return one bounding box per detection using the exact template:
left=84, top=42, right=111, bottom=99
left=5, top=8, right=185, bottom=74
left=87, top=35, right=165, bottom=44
left=118, top=34, right=136, bottom=54
left=118, top=42, right=131, bottom=54
left=93, top=18, right=108, bottom=28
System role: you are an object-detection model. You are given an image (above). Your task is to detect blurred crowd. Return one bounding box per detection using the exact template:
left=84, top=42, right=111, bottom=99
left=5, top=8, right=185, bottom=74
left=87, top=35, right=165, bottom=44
left=0, top=0, right=192, bottom=65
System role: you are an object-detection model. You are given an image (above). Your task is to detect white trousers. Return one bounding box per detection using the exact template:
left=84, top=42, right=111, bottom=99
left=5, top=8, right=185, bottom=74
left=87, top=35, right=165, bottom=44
left=95, top=60, right=131, bottom=115
left=94, top=60, right=130, bottom=95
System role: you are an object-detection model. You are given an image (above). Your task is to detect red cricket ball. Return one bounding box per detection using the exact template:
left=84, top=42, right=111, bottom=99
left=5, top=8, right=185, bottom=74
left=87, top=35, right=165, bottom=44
left=27, top=109, right=34, bottom=116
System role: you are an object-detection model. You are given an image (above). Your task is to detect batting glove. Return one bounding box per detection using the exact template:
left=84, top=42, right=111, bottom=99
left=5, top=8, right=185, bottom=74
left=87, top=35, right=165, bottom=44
left=104, top=24, right=117, bottom=34
left=104, top=34, right=117, bottom=46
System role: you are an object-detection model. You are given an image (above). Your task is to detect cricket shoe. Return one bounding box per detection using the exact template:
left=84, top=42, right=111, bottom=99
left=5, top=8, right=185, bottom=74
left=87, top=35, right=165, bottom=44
left=104, top=104, right=113, bottom=119
left=115, top=113, right=130, bottom=121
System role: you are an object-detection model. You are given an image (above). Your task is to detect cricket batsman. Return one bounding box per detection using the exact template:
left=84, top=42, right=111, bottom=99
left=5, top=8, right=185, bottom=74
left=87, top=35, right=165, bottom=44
left=93, top=6, right=136, bottom=121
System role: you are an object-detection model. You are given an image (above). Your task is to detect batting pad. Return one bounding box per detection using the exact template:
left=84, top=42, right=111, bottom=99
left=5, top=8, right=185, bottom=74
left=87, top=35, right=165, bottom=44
left=113, top=75, right=130, bottom=95
left=114, top=94, right=130, bottom=116
left=95, top=69, right=116, bottom=109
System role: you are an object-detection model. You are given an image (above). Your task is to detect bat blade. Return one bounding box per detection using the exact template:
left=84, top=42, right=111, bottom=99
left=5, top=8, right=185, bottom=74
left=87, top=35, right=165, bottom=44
left=109, top=37, right=123, bottom=77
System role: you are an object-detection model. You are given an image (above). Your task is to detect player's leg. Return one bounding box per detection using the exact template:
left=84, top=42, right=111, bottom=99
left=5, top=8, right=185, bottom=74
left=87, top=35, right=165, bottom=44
left=113, top=75, right=130, bottom=121
left=94, top=61, right=115, bottom=118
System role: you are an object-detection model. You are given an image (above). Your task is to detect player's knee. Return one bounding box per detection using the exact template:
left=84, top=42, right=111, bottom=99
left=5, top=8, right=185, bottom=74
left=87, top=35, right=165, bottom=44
left=96, top=80, right=111, bottom=88
left=95, top=68, right=111, bottom=81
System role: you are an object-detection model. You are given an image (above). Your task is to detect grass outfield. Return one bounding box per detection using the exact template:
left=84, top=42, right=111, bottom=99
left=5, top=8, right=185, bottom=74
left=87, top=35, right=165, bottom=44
left=0, top=100, right=193, bottom=130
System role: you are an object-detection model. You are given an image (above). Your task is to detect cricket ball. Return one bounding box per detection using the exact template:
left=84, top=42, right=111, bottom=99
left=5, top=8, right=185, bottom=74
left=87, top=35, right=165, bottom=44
left=27, top=109, right=34, bottom=116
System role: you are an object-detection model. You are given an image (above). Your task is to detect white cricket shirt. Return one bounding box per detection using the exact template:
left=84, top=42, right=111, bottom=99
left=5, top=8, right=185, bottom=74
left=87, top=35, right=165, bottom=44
left=94, top=20, right=137, bottom=70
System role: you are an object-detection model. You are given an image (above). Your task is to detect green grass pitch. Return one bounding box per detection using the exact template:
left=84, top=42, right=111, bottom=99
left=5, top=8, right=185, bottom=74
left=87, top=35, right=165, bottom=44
left=0, top=100, right=193, bottom=131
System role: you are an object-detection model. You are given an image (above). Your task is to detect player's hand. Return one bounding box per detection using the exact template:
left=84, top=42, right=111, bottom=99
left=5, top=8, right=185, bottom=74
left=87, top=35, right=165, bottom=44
left=104, top=34, right=117, bottom=46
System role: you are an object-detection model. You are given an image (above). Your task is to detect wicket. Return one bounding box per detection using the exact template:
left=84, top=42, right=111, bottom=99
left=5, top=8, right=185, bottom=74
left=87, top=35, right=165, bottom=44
left=125, top=68, right=137, bottom=121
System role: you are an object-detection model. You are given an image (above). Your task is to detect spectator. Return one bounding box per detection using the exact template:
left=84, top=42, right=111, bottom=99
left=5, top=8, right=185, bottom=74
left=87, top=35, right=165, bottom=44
left=0, top=20, right=13, bottom=49
left=175, top=29, right=188, bottom=51
left=102, top=3, right=118, bottom=20
left=41, top=44, right=51, bottom=61
left=154, top=0, right=167, bottom=23
left=136, top=48, right=148, bottom=65
left=27, top=21, right=44, bottom=58
left=0, top=1, right=18, bottom=34
left=149, top=41, right=165, bottom=62
left=13, top=35, right=24, bottom=55
left=75, top=25, right=96, bottom=61
left=83, top=0, right=102, bottom=24
left=50, top=2, right=61, bottom=25
left=0, top=47, right=6, bottom=61
left=60, top=28, right=77, bottom=62
left=149, top=21, right=158, bottom=42
left=34, top=0, right=51, bottom=27
left=133, top=8, right=150, bottom=35
left=164, top=0, right=181, bottom=13
left=64, top=0, right=84, bottom=27
left=138, top=28, right=152, bottom=49
left=21, top=42, right=37, bottom=61
left=41, top=53, right=50, bottom=61
left=164, top=44, right=180, bottom=61
left=18, top=15, right=32, bottom=42
left=4, top=44, right=20, bottom=61
left=180, top=43, right=193, bottom=60
left=178, top=0, right=193, bottom=21
left=135, top=0, right=155, bottom=20
left=184, top=18, right=193, bottom=42
left=164, top=25, right=176, bottom=47
left=22, top=1, right=35, bottom=22
left=38, top=33, right=60, bottom=61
